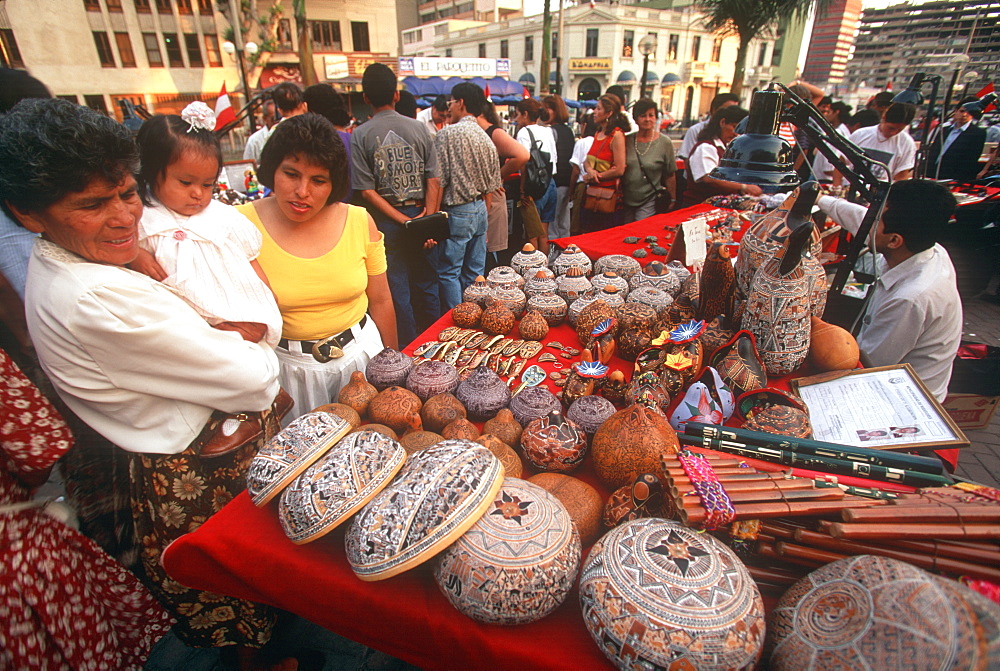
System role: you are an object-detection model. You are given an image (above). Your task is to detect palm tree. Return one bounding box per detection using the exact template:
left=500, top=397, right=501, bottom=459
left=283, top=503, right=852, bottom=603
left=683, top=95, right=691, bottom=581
left=697, top=0, right=821, bottom=97
left=293, top=0, right=318, bottom=87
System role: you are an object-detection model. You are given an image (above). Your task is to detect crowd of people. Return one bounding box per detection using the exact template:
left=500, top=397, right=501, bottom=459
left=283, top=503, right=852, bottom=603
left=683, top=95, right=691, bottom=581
left=0, top=58, right=994, bottom=667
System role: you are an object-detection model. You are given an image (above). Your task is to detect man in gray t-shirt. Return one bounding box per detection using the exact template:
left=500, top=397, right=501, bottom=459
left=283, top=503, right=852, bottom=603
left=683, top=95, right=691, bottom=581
left=352, top=64, right=442, bottom=347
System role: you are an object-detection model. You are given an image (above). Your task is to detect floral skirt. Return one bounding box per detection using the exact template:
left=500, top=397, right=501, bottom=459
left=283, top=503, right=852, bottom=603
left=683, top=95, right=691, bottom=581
left=0, top=507, right=174, bottom=670
left=129, top=410, right=281, bottom=648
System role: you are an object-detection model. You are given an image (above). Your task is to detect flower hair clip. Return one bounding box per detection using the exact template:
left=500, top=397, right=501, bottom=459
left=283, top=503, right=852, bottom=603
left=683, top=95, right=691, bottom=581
left=180, top=101, right=216, bottom=133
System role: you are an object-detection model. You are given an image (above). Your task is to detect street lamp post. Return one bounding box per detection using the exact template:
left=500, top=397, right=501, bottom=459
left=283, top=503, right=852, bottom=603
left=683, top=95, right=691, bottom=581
left=638, top=34, right=657, bottom=100
left=942, top=53, right=970, bottom=115
left=223, top=39, right=259, bottom=133
left=961, top=71, right=979, bottom=99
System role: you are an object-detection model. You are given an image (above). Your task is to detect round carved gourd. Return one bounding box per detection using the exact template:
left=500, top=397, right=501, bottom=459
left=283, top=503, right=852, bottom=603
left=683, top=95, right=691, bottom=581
left=741, top=254, right=811, bottom=375
left=566, top=291, right=599, bottom=327
left=405, top=361, right=460, bottom=401
left=346, top=439, right=504, bottom=581
left=595, top=284, right=625, bottom=309
left=476, top=434, right=524, bottom=479
left=552, top=243, right=592, bottom=277
left=630, top=260, right=681, bottom=296
left=399, top=430, right=443, bottom=454
left=337, top=371, right=378, bottom=418
left=566, top=395, right=616, bottom=437
left=590, top=271, right=629, bottom=298
left=666, top=259, right=691, bottom=286
left=580, top=518, right=766, bottom=670
left=520, top=410, right=588, bottom=473
left=510, top=243, right=548, bottom=277
left=312, top=403, right=361, bottom=430
left=365, top=348, right=414, bottom=390
left=278, top=429, right=405, bottom=543
left=743, top=404, right=812, bottom=439
left=441, top=417, right=481, bottom=441
left=528, top=472, right=604, bottom=545
left=481, top=408, right=522, bottom=448
left=590, top=403, right=680, bottom=488
left=526, top=291, right=568, bottom=327
left=487, top=265, right=524, bottom=290
left=366, top=386, right=423, bottom=435
left=518, top=309, right=550, bottom=341
left=490, top=284, right=527, bottom=318
left=594, top=253, right=641, bottom=281
left=246, top=412, right=352, bottom=506
left=766, top=555, right=992, bottom=671
left=575, top=300, right=616, bottom=349
left=555, top=266, right=593, bottom=305
left=434, top=478, right=581, bottom=625
left=462, top=275, right=493, bottom=306
left=357, top=423, right=398, bottom=440
left=524, top=269, right=558, bottom=298
left=508, top=385, right=562, bottom=428
left=420, top=392, right=467, bottom=433
left=627, top=286, right=674, bottom=320
left=808, top=316, right=859, bottom=371
left=456, top=366, right=510, bottom=421
left=480, top=299, right=516, bottom=336
left=450, top=301, right=482, bottom=328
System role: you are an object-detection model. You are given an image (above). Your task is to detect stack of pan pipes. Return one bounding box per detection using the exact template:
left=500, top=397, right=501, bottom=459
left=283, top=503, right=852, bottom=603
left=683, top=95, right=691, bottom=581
left=658, top=449, right=999, bottom=592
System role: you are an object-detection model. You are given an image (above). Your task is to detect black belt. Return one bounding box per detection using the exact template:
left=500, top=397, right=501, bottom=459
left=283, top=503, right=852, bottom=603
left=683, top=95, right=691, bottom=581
left=279, top=315, right=367, bottom=363
left=395, top=199, right=424, bottom=208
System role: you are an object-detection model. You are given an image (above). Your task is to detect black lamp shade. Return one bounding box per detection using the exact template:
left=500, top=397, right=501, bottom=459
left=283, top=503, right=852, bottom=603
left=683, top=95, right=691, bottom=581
left=710, top=90, right=799, bottom=193
left=892, top=73, right=925, bottom=106
left=963, top=92, right=997, bottom=116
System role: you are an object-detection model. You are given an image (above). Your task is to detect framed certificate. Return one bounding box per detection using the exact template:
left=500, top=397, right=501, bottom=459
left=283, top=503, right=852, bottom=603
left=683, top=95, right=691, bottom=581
left=791, top=364, right=969, bottom=451
left=220, top=160, right=256, bottom=193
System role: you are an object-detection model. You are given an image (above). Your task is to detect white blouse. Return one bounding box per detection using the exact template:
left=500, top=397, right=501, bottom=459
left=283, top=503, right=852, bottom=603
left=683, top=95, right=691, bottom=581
left=139, top=199, right=282, bottom=348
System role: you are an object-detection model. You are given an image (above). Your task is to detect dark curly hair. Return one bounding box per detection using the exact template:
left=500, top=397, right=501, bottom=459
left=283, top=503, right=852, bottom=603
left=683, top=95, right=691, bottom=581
left=135, top=113, right=222, bottom=206
left=882, top=180, right=956, bottom=254
left=0, top=98, right=137, bottom=223
left=257, top=113, right=348, bottom=205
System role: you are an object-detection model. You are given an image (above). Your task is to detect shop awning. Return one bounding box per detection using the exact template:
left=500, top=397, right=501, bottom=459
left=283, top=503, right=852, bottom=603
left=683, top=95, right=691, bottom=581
left=662, top=73, right=682, bottom=85
left=402, top=76, right=522, bottom=99
left=518, top=73, right=536, bottom=84
left=616, top=70, right=637, bottom=82
left=645, top=71, right=659, bottom=83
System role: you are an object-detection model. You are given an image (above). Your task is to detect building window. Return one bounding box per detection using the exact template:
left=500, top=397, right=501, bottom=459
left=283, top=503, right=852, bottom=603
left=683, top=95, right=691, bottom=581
left=623, top=30, right=633, bottom=57
left=204, top=34, right=222, bottom=66
left=757, top=42, right=767, bottom=66
left=0, top=29, right=24, bottom=68
left=585, top=29, right=598, bottom=58
left=184, top=33, right=203, bottom=66
left=115, top=32, right=136, bottom=67
left=771, top=45, right=783, bottom=67
left=134, top=0, right=151, bottom=12
left=277, top=19, right=293, bottom=51
left=197, top=0, right=211, bottom=13
left=525, top=35, right=533, bottom=62
left=84, top=94, right=109, bottom=114
left=313, top=20, right=341, bottom=51
left=351, top=21, right=370, bottom=52
left=500, top=39, right=508, bottom=59
left=711, top=38, right=722, bottom=62
left=93, top=31, right=116, bottom=67
left=163, top=32, right=184, bottom=66
left=478, top=42, right=486, bottom=58
left=691, top=35, right=701, bottom=61
left=667, top=34, right=679, bottom=60
left=143, top=32, right=163, bottom=67
left=83, top=0, right=100, bottom=10
left=551, top=31, right=558, bottom=58
left=106, top=0, right=123, bottom=12
left=445, top=48, right=452, bottom=57
left=176, top=0, right=192, bottom=13
left=155, top=0, right=171, bottom=12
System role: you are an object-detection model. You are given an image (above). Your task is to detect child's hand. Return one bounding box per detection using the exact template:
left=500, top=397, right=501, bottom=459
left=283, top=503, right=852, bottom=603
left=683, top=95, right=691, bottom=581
left=128, top=248, right=168, bottom=282
left=214, top=321, right=268, bottom=343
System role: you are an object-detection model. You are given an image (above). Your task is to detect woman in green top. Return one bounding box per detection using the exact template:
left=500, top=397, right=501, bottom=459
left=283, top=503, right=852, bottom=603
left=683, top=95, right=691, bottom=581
left=621, top=98, right=677, bottom=223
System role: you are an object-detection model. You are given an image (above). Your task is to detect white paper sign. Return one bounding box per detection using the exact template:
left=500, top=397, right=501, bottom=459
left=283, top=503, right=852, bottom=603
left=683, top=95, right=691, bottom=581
left=682, top=217, right=708, bottom=266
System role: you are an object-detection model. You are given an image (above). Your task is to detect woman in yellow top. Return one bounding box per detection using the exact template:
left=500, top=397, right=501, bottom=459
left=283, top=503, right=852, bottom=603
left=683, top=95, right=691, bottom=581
left=238, top=114, right=397, bottom=422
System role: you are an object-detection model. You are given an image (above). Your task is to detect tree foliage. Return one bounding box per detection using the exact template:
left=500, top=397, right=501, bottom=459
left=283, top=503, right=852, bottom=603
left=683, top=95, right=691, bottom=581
left=696, top=0, right=821, bottom=97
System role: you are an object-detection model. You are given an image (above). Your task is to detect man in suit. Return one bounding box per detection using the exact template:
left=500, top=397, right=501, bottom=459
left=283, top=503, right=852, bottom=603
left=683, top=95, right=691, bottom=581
left=928, top=96, right=988, bottom=181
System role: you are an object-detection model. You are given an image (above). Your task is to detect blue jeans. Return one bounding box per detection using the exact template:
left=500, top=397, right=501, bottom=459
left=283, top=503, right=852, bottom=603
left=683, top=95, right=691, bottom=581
left=375, top=205, right=440, bottom=348
left=436, top=199, right=487, bottom=309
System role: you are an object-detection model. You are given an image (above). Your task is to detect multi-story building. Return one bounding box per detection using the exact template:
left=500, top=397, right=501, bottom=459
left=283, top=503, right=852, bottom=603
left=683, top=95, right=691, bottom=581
left=0, top=0, right=401, bottom=121
left=802, top=0, right=861, bottom=89
left=430, top=1, right=787, bottom=124
left=842, top=0, right=999, bottom=95
left=416, top=0, right=521, bottom=25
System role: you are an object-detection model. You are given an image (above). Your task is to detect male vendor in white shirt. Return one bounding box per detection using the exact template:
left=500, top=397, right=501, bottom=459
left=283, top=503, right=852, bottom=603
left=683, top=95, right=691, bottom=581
left=816, top=180, right=962, bottom=403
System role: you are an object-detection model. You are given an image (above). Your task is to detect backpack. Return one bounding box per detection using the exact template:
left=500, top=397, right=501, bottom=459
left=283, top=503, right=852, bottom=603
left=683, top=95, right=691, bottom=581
left=522, top=127, right=552, bottom=200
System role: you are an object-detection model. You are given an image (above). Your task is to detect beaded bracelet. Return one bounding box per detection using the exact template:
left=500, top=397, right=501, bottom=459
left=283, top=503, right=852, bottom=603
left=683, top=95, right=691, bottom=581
left=677, top=449, right=736, bottom=530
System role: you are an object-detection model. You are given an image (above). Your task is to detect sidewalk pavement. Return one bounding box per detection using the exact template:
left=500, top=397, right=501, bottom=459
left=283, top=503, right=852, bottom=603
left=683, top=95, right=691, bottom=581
left=953, top=284, right=1000, bottom=489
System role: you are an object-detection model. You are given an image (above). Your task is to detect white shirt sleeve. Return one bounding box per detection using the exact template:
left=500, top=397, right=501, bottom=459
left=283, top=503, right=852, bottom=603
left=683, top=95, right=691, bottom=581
left=688, top=142, right=720, bottom=182
left=816, top=195, right=866, bottom=237
left=891, top=134, right=916, bottom=178
left=679, top=123, right=701, bottom=158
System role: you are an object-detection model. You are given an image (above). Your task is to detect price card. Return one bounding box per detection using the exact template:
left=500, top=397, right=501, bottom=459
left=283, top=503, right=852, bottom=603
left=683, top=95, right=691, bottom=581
left=682, top=217, right=708, bottom=266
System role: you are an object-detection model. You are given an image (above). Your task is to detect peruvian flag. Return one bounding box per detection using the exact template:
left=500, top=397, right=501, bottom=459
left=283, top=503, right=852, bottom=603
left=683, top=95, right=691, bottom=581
left=214, top=82, right=236, bottom=131
left=976, top=83, right=996, bottom=112
left=885, top=81, right=892, bottom=92
left=485, top=84, right=492, bottom=102
left=523, top=86, right=531, bottom=99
